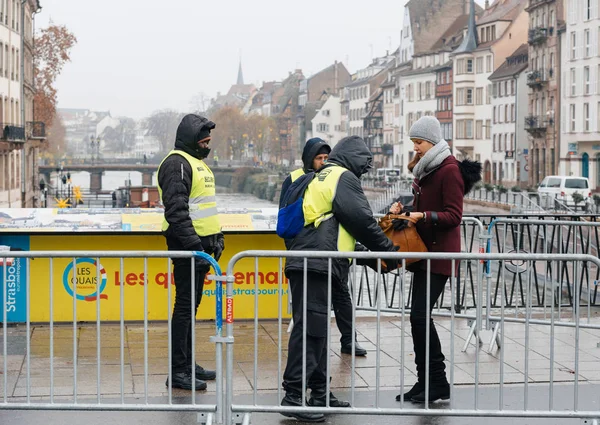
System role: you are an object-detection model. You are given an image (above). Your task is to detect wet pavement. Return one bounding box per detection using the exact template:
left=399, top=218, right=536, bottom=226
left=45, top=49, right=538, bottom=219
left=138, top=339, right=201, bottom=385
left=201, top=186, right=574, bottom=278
left=1, top=316, right=599, bottom=424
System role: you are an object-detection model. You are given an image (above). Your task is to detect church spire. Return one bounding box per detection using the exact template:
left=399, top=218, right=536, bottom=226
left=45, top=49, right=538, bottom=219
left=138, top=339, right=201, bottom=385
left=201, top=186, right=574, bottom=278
left=454, top=0, right=478, bottom=54
left=237, top=53, right=244, bottom=85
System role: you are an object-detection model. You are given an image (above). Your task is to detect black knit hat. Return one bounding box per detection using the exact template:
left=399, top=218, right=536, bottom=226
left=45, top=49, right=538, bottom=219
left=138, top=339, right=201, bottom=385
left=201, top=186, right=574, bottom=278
left=197, top=127, right=212, bottom=143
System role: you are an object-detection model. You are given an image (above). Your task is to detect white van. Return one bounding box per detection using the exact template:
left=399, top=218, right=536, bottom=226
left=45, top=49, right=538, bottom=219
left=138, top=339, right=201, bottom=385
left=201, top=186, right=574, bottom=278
left=537, top=176, right=591, bottom=209
left=375, top=168, right=402, bottom=185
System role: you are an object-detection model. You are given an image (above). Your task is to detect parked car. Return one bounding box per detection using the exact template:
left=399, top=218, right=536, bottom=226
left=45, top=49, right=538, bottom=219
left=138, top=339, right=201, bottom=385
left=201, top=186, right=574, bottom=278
left=537, top=176, right=592, bottom=210
left=375, top=168, right=402, bottom=185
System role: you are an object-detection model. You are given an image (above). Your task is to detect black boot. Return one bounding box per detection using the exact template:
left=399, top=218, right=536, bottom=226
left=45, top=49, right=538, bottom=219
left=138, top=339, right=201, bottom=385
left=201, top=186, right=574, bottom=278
left=165, top=372, right=207, bottom=391
left=395, top=381, right=424, bottom=402
left=411, top=382, right=450, bottom=403
left=192, top=364, right=216, bottom=381
left=308, top=391, right=351, bottom=407
left=340, top=341, right=367, bottom=356
left=281, top=392, right=325, bottom=422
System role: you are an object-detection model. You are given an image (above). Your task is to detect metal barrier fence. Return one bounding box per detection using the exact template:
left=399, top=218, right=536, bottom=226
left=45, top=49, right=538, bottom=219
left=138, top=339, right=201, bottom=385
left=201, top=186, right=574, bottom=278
left=2, top=249, right=600, bottom=424
left=355, top=215, right=600, bottom=312
left=465, top=189, right=592, bottom=214
left=487, top=219, right=600, bottom=308
left=223, top=251, right=600, bottom=424
left=0, top=250, right=225, bottom=425
left=356, top=217, right=486, bottom=315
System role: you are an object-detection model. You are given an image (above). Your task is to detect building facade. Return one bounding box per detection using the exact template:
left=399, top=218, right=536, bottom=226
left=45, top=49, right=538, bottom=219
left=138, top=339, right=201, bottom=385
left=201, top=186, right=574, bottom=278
left=298, top=61, right=351, bottom=143
left=436, top=65, right=454, bottom=151
left=489, top=44, right=530, bottom=187
left=345, top=54, right=394, bottom=140
left=398, top=64, right=439, bottom=175
left=381, top=76, right=398, bottom=168
left=0, top=0, right=44, bottom=208
left=311, top=94, right=345, bottom=149
left=559, top=0, right=600, bottom=190
left=452, top=0, right=528, bottom=184
left=526, top=0, right=563, bottom=186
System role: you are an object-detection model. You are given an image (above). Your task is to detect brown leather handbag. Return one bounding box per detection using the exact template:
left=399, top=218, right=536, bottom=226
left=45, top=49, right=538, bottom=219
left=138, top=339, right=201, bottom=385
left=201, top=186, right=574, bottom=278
left=378, top=214, right=428, bottom=265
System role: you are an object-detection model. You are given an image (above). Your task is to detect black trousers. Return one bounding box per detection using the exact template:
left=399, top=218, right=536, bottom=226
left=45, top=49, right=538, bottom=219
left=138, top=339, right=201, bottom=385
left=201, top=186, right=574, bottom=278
left=170, top=257, right=209, bottom=373
left=283, top=271, right=333, bottom=395
left=332, top=277, right=355, bottom=346
left=410, top=270, right=449, bottom=384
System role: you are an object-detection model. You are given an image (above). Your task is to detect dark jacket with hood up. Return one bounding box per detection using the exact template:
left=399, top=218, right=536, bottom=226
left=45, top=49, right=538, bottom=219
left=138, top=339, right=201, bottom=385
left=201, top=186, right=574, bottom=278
left=284, top=136, right=396, bottom=283
left=157, top=114, right=222, bottom=253
left=410, top=156, right=481, bottom=276
left=279, top=138, right=331, bottom=208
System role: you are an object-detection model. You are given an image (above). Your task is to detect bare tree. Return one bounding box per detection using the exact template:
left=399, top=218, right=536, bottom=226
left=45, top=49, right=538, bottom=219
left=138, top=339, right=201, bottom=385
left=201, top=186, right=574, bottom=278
left=101, top=117, right=137, bottom=154
left=34, top=25, right=77, bottom=129
left=45, top=115, right=67, bottom=160
left=189, top=92, right=211, bottom=115
left=143, top=110, right=184, bottom=153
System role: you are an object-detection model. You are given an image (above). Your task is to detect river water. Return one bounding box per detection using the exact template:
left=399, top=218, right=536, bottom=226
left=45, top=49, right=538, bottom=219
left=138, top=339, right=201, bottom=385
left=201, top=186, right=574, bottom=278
left=53, top=171, right=502, bottom=214
left=57, top=171, right=278, bottom=208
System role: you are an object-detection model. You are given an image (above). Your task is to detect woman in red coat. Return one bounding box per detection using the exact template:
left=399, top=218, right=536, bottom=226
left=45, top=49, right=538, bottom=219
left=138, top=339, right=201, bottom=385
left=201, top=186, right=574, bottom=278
left=391, top=116, right=481, bottom=404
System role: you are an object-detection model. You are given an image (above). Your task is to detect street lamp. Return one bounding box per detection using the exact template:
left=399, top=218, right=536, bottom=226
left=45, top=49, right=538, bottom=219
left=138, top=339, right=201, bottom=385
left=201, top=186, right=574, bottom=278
left=90, top=135, right=101, bottom=165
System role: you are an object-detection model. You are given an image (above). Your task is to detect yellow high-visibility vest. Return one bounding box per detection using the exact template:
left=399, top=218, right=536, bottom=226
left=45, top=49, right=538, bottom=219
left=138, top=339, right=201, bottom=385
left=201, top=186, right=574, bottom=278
left=157, top=150, right=221, bottom=236
left=290, top=168, right=305, bottom=183
left=302, top=165, right=355, bottom=253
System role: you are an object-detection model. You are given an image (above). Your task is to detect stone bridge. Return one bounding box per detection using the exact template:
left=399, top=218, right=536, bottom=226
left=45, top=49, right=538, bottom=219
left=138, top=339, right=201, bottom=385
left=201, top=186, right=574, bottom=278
left=38, top=164, right=238, bottom=191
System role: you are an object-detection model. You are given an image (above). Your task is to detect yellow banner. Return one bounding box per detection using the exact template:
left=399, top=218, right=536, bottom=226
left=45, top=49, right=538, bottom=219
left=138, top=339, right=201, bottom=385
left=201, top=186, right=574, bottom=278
left=29, top=234, right=289, bottom=322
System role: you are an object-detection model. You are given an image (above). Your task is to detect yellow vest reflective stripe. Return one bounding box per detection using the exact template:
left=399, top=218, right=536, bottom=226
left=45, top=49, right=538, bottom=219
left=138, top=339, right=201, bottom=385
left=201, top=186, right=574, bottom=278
left=302, top=165, right=355, bottom=253
left=157, top=150, right=221, bottom=236
left=290, top=168, right=305, bottom=183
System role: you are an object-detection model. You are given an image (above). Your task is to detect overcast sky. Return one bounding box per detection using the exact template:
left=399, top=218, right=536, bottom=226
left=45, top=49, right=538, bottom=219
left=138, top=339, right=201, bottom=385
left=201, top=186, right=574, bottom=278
left=36, top=0, right=484, bottom=120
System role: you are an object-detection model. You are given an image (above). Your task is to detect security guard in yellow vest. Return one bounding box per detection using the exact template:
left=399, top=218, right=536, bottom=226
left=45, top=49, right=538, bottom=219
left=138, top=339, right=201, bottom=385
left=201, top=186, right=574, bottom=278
left=157, top=114, right=224, bottom=391
left=280, top=138, right=369, bottom=359
left=280, top=136, right=399, bottom=422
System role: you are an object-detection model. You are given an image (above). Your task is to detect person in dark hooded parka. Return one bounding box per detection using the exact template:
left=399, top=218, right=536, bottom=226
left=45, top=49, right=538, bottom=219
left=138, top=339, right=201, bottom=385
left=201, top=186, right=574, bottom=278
left=157, top=114, right=225, bottom=391
left=280, top=135, right=399, bottom=422
left=280, top=138, right=368, bottom=357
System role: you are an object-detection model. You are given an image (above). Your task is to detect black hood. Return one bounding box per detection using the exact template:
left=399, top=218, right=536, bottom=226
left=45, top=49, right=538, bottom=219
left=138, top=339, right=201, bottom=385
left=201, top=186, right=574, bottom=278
left=301, top=138, right=331, bottom=172
left=458, top=159, right=482, bottom=194
left=174, top=114, right=216, bottom=159
left=328, top=136, right=373, bottom=178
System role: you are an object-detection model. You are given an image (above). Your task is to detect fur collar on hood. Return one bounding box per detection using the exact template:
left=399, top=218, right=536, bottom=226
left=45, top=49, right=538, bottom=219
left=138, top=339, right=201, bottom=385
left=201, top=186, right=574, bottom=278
left=458, top=159, right=482, bottom=195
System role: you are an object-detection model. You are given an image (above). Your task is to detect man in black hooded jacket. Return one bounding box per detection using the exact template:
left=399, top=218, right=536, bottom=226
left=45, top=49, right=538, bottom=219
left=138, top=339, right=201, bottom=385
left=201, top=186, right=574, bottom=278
left=157, top=114, right=225, bottom=391
left=280, top=136, right=398, bottom=422
left=280, top=138, right=368, bottom=357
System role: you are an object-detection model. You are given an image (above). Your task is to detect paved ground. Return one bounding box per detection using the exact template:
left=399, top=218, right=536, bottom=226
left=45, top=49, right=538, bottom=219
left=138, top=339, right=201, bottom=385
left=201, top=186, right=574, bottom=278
left=1, top=316, right=600, bottom=424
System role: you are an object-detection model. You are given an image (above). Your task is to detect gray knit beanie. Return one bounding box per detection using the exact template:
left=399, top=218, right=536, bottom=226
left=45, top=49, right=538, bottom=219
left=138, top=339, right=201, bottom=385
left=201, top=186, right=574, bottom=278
left=409, top=116, right=442, bottom=145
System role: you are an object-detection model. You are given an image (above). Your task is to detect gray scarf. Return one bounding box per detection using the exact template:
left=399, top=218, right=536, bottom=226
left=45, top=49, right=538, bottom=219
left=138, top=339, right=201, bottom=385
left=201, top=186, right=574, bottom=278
left=412, top=140, right=451, bottom=180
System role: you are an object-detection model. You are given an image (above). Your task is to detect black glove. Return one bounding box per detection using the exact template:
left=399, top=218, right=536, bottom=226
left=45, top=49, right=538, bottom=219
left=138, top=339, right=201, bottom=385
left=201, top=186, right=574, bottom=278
left=188, top=240, right=211, bottom=270
left=391, top=219, right=410, bottom=232
left=382, top=246, right=400, bottom=272
left=360, top=259, right=389, bottom=273
left=213, top=233, right=225, bottom=262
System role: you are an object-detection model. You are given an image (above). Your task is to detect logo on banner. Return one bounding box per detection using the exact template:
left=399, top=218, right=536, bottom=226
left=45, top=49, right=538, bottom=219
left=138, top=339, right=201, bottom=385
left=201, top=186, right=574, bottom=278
left=62, top=258, right=108, bottom=301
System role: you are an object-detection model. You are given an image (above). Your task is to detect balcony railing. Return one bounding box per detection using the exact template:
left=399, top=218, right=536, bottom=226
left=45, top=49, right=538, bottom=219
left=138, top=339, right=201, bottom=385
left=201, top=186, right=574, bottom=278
left=527, top=69, right=550, bottom=88
left=527, top=0, right=552, bottom=10
left=528, top=27, right=552, bottom=45
left=0, top=123, right=25, bottom=141
left=524, top=115, right=548, bottom=134
left=26, top=121, right=46, bottom=139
